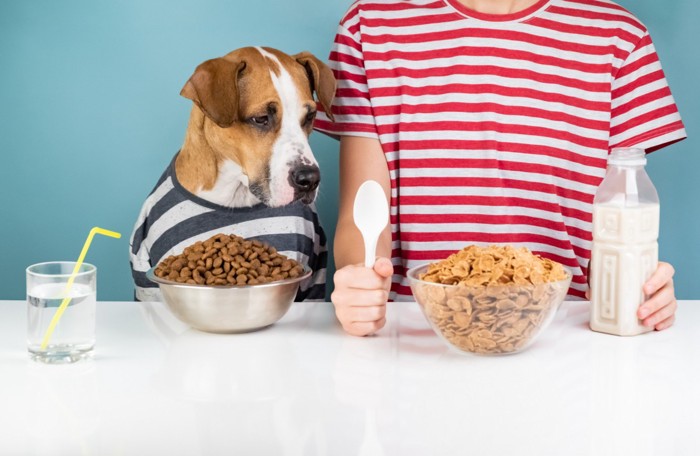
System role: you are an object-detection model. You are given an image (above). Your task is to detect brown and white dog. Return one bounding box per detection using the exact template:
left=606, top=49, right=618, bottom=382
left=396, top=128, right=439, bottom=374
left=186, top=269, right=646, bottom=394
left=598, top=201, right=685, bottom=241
left=129, top=47, right=336, bottom=301
left=178, top=46, right=335, bottom=207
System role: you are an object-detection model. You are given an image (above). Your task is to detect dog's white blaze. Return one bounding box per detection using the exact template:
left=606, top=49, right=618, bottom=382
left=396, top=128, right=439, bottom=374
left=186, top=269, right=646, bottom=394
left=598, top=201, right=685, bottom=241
left=197, top=160, right=261, bottom=207
left=256, top=47, right=318, bottom=206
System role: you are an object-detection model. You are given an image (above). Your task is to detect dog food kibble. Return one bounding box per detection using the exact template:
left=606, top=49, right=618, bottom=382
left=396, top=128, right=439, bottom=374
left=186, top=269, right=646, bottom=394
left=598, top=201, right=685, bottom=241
left=154, top=233, right=305, bottom=286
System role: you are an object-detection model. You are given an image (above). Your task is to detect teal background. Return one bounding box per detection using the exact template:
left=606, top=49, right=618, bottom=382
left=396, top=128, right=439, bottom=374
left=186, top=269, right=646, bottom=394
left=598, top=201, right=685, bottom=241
left=0, top=0, right=697, bottom=301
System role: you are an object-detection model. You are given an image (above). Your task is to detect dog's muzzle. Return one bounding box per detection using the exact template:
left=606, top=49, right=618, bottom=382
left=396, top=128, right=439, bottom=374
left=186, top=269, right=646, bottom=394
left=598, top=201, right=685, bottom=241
left=290, top=165, right=320, bottom=204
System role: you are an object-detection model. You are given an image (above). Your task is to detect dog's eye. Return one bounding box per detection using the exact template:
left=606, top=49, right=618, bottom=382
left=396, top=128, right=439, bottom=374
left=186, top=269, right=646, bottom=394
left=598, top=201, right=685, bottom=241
left=304, top=111, right=316, bottom=125
left=250, top=115, right=269, bottom=127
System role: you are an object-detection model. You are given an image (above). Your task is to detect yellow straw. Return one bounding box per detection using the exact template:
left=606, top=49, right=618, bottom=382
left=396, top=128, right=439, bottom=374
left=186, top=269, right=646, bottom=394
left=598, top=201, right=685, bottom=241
left=39, top=227, right=121, bottom=350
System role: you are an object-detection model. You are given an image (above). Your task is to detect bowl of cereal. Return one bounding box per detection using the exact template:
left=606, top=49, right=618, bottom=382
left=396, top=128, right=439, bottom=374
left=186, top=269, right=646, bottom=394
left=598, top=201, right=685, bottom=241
left=146, top=233, right=311, bottom=333
left=407, top=245, right=572, bottom=355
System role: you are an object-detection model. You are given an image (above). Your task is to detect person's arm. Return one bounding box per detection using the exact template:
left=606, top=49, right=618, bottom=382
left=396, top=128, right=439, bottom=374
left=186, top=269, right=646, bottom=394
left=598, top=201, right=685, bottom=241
left=331, top=135, right=393, bottom=336
left=334, top=136, right=392, bottom=268
left=606, top=29, right=684, bottom=330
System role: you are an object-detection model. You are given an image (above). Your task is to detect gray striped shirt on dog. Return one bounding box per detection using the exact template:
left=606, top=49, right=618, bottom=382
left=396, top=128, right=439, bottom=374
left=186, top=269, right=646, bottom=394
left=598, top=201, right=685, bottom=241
left=129, top=155, right=327, bottom=302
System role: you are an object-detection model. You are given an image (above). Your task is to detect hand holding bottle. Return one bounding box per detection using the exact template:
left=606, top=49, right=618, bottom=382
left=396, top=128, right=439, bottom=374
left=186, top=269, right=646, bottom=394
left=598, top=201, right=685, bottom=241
left=638, top=261, right=677, bottom=330
left=590, top=148, right=668, bottom=336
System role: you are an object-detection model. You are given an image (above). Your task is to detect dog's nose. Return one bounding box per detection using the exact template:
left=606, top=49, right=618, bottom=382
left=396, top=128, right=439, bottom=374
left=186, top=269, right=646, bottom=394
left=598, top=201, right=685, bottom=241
left=291, top=166, right=320, bottom=193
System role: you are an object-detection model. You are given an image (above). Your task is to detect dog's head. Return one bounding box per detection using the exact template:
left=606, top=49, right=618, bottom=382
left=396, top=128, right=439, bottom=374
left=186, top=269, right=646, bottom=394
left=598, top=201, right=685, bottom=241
left=180, top=47, right=335, bottom=207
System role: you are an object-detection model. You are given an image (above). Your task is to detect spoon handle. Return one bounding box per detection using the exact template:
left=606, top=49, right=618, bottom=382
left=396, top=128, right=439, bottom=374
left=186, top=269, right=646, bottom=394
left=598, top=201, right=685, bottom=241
left=364, top=236, right=378, bottom=268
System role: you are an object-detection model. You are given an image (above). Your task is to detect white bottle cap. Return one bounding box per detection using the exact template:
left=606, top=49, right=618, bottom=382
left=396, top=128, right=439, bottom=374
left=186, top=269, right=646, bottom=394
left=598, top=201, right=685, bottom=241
left=608, top=147, right=646, bottom=166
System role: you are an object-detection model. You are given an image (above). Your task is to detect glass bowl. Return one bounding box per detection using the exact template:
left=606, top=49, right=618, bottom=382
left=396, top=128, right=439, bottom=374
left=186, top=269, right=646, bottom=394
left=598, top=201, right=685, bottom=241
left=407, top=264, right=572, bottom=355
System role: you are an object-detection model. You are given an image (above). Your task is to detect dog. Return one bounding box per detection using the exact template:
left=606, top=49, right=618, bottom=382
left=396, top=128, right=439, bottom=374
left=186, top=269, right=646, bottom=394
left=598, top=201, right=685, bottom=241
left=129, top=46, right=336, bottom=302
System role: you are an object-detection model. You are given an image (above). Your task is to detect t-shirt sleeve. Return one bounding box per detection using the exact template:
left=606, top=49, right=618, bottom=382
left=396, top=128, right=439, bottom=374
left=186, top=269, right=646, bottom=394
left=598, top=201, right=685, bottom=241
left=609, top=32, right=686, bottom=153
left=314, top=9, right=379, bottom=140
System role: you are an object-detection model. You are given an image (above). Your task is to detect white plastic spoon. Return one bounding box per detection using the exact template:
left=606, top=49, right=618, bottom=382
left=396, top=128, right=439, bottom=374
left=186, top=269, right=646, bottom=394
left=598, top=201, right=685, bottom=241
left=353, top=180, right=389, bottom=268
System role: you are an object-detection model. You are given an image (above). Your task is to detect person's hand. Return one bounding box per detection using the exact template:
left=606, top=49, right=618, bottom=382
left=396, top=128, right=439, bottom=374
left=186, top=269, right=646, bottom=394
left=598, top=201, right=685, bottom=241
left=638, top=261, right=677, bottom=331
left=331, top=257, right=393, bottom=336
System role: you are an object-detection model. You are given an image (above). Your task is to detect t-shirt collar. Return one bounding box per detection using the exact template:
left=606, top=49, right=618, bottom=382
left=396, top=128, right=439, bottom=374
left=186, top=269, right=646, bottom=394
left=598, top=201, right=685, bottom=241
left=443, top=0, right=552, bottom=22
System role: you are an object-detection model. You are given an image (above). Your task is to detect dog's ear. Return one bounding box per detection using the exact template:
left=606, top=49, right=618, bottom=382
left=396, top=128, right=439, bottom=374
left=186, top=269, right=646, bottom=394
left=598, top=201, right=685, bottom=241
left=294, top=52, right=336, bottom=122
left=180, top=58, right=247, bottom=128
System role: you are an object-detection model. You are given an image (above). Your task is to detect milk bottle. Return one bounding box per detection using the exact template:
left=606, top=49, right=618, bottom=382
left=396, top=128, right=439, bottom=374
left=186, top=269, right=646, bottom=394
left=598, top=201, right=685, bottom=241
left=589, top=148, right=659, bottom=336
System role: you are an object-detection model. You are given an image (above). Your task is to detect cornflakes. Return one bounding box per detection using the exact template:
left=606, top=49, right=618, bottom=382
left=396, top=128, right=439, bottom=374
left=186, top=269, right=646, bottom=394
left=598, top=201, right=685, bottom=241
left=414, top=245, right=570, bottom=354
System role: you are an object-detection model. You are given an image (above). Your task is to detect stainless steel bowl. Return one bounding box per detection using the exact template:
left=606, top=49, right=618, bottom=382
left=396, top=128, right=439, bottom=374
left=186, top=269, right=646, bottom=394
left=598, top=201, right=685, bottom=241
left=146, top=267, right=312, bottom=333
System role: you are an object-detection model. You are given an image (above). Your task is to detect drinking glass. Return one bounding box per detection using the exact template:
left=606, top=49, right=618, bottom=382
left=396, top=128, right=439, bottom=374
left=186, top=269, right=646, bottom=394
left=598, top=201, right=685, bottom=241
left=26, top=261, right=97, bottom=363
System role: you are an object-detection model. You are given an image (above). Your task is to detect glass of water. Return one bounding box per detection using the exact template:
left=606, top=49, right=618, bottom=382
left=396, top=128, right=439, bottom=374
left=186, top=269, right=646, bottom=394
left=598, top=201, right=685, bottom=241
left=26, top=261, right=97, bottom=363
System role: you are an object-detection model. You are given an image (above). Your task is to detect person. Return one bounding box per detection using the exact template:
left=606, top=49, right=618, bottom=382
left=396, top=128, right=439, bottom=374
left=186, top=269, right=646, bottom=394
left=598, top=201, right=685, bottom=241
left=314, top=0, right=686, bottom=336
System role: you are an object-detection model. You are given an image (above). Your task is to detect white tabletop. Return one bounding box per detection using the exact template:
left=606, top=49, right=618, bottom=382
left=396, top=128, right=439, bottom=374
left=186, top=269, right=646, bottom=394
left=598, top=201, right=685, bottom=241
left=0, top=299, right=698, bottom=456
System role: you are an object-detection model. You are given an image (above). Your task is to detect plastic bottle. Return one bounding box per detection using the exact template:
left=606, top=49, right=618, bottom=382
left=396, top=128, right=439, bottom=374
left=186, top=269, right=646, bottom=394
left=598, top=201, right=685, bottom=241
left=589, top=147, right=659, bottom=336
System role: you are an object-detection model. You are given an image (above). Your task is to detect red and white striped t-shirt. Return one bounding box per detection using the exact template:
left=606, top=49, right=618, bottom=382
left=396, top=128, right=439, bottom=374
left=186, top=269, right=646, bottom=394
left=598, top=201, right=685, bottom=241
left=314, top=0, right=686, bottom=300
